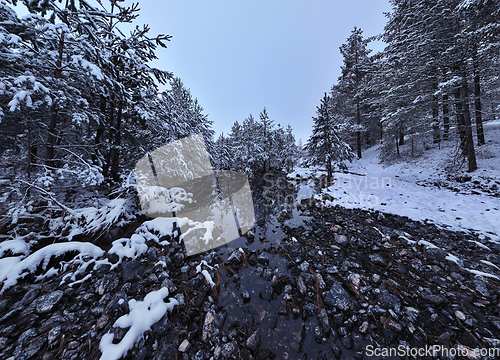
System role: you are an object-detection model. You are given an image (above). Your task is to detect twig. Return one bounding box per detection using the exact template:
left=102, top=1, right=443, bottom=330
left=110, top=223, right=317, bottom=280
left=19, top=179, right=73, bottom=214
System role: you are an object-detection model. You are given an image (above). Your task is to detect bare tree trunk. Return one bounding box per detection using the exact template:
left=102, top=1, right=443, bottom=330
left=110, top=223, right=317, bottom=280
left=103, top=97, right=115, bottom=179
left=356, top=97, right=362, bottom=159
left=111, top=104, right=122, bottom=182
left=454, top=84, right=466, bottom=156
left=461, top=69, right=477, bottom=172
left=443, top=94, right=450, bottom=140
left=432, top=92, right=440, bottom=144
left=27, top=125, right=32, bottom=178
left=473, top=60, right=485, bottom=145
left=45, top=31, right=65, bottom=167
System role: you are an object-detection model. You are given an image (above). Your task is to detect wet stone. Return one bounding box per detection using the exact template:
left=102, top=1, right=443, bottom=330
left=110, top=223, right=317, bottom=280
left=16, top=336, right=46, bottom=360
left=20, top=289, right=40, bottom=306
left=221, top=341, right=236, bottom=359
left=323, top=282, right=355, bottom=311
left=317, top=308, right=330, bottom=334
left=178, top=339, right=190, bottom=353
left=262, top=269, right=274, bottom=281
left=376, top=289, right=401, bottom=312
left=314, top=325, right=322, bottom=343
left=35, top=291, right=64, bottom=314
left=246, top=329, right=260, bottom=352
left=122, top=261, right=143, bottom=282
left=241, top=291, right=251, bottom=302
left=0, top=306, right=24, bottom=324
left=298, top=261, right=309, bottom=272
left=370, top=253, right=387, bottom=267
left=47, top=326, right=61, bottom=345
left=257, top=253, right=269, bottom=266
left=17, top=328, right=37, bottom=347
left=297, top=276, right=307, bottom=295
left=334, top=234, right=349, bottom=246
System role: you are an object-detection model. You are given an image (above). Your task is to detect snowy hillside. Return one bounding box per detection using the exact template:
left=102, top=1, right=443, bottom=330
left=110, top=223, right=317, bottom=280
left=295, top=120, right=500, bottom=244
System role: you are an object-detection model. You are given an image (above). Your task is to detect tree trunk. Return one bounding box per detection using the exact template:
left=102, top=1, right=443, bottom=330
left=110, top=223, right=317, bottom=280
left=103, top=98, right=115, bottom=179
left=110, top=104, right=122, bottom=182
left=443, top=94, right=450, bottom=140
left=398, top=128, right=404, bottom=146
left=461, top=69, right=477, bottom=172
left=27, top=125, right=32, bottom=178
left=396, top=135, right=400, bottom=156
left=45, top=22, right=66, bottom=167
left=432, top=92, right=440, bottom=144
left=356, top=97, right=362, bottom=159
left=454, top=84, right=466, bottom=156
left=473, top=62, right=485, bottom=145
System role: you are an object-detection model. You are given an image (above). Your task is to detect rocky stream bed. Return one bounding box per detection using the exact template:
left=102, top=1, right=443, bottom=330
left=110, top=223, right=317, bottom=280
left=1, top=198, right=500, bottom=360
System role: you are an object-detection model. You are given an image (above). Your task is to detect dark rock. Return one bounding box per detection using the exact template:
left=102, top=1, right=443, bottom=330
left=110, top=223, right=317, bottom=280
left=20, top=289, right=40, bottom=306
left=317, top=308, right=330, bottom=335
left=314, top=325, right=322, bottom=343
left=16, top=336, right=46, bottom=360
left=323, top=282, right=355, bottom=311
left=0, top=300, right=8, bottom=314
left=227, top=250, right=243, bottom=265
left=35, top=291, right=64, bottom=314
left=302, top=273, right=316, bottom=286
left=0, top=337, right=8, bottom=350
left=96, top=273, right=120, bottom=295
left=438, top=331, right=451, bottom=344
left=257, top=253, right=269, bottom=266
left=242, top=291, right=251, bottom=302
left=0, top=305, right=24, bottom=324
left=474, top=280, right=490, bottom=297
left=262, top=269, right=274, bottom=281
left=147, top=247, right=158, bottom=261
left=47, top=326, right=61, bottom=345
left=331, top=344, right=341, bottom=357
left=17, top=328, right=37, bottom=347
left=303, top=303, right=318, bottom=318
left=221, top=341, right=236, bottom=359
left=376, top=289, right=401, bottom=312
left=420, top=290, right=447, bottom=306
left=370, top=253, right=387, bottom=266
left=297, top=276, right=307, bottom=295
left=342, top=335, right=353, bottom=349
left=334, top=234, right=348, bottom=246
left=298, top=261, right=309, bottom=272
left=424, top=248, right=447, bottom=261
left=122, top=261, right=143, bottom=282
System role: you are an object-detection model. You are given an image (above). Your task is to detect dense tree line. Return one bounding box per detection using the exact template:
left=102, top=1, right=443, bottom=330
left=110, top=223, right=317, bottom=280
left=213, top=107, right=300, bottom=175
left=0, top=0, right=214, bottom=189
left=311, top=0, right=500, bottom=172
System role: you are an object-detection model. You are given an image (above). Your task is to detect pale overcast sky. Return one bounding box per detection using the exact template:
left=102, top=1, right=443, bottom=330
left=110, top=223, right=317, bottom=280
left=15, top=1, right=392, bottom=143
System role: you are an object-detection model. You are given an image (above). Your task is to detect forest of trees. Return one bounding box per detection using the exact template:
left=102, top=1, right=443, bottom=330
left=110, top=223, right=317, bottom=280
left=308, top=0, right=500, bottom=173
left=0, top=0, right=214, bottom=193
left=213, top=108, right=300, bottom=175
left=2, top=0, right=499, bottom=205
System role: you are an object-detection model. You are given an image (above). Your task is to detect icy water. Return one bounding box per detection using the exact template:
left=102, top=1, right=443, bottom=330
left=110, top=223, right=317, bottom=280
left=213, top=175, right=354, bottom=359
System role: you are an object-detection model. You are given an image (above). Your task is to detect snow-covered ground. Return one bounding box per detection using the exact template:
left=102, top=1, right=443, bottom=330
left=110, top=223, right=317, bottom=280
left=297, top=120, right=500, bottom=244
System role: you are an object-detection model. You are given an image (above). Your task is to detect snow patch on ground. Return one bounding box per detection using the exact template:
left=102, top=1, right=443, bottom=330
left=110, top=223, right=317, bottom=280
left=99, top=288, right=178, bottom=360
left=0, top=242, right=105, bottom=293
left=300, top=120, right=500, bottom=243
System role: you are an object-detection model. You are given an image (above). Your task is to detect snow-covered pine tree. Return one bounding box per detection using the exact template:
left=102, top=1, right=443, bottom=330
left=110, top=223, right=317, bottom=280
left=258, top=107, right=274, bottom=173
left=305, top=93, right=354, bottom=178
left=338, top=27, right=371, bottom=159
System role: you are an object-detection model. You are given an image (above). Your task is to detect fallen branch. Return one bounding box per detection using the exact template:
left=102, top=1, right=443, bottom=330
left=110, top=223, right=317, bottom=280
left=18, top=179, right=73, bottom=214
